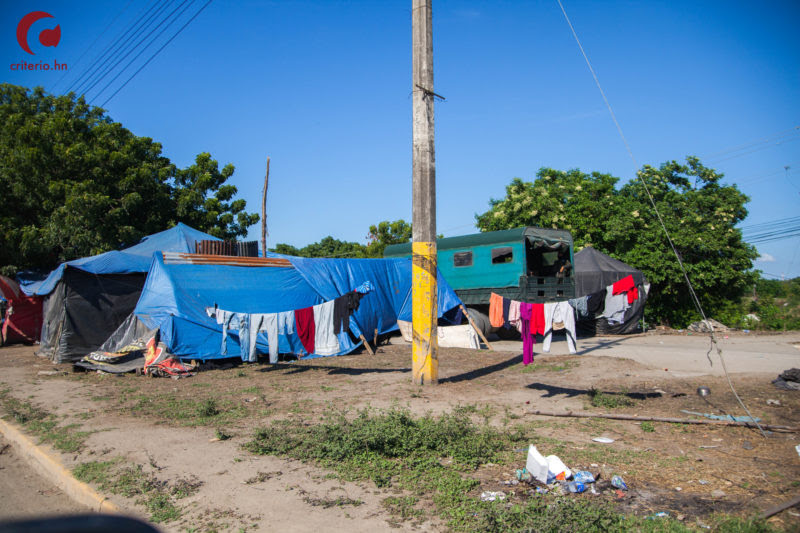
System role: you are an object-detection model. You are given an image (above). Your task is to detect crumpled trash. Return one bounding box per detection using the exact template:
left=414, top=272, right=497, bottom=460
left=646, top=512, right=670, bottom=519
left=515, top=468, right=532, bottom=482
left=687, top=319, right=729, bottom=333
left=681, top=409, right=761, bottom=424
left=772, top=368, right=800, bottom=391
left=480, top=491, right=505, bottom=502
left=566, top=481, right=587, bottom=493
left=526, top=445, right=571, bottom=484
left=573, top=471, right=596, bottom=484
left=611, top=475, right=628, bottom=491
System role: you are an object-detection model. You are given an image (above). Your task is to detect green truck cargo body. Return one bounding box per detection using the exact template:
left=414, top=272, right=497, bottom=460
left=384, top=227, right=575, bottom=306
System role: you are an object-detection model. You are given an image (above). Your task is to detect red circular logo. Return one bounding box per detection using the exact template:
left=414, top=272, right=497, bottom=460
left=16, top=11, right=61, bottom=55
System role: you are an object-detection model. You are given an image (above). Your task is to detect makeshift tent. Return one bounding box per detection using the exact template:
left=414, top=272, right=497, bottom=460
left=574, top=247, right=645, bottom=297
left=0, top=275, right=42, bottom=345
left=130, top=252, right=464, bottom=360
left=574, top=247, right=648, bottom=335
left=36, top=224, right=220, bottom=363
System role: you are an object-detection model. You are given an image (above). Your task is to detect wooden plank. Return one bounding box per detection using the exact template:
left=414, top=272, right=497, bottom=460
left=460, top=304, right=493, bottom=350
left=359, top=334, right=375, bottom=355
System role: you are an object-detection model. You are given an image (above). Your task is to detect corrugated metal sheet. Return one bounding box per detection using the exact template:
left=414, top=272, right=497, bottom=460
left=163, top=252, right=292, bottom=267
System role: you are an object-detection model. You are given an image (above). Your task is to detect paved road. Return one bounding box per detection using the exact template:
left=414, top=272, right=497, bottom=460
left=0, top=434, right=88, bottom=523
left=486, top=332, right=800, bottom=377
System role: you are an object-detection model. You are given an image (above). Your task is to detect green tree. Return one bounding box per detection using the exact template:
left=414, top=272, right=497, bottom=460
left=0, top=84, right=257, bottom=275
left=475, top=157, right=758, bottom=326
left=173, top=152, right=259, bottom=240
left=272, top=236, right=367, bottom=258
left=365, top=219, right=412, bottom=257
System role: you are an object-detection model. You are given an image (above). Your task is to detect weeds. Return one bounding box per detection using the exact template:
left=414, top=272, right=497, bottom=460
left=73, top=460, right=201, bottom=523
left=588, top=388, right=636, bottom=409
left=0, top=390, right=90, bottom=452
left=128, top=393, right=246, bottom=426
left=641, top=421, right=656, bottom=432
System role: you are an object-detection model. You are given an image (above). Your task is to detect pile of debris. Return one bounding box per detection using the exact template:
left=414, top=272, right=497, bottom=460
left=772, top=368, right=800, bottom=391
left=687, top=319, right=730, bottom=333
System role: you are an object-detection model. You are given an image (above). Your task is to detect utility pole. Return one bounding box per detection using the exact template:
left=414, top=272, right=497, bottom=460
left=411, top=0, right=438, bottom=385
left=261, top=157, right=270, bottom=257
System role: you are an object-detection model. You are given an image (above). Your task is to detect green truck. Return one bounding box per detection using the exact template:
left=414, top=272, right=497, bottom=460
left=384, top=227, right=575, bottom=337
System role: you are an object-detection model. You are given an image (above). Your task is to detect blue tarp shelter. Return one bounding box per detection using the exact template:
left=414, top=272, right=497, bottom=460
left=133, top=252, right=464, bottom=360
left=38, top=224, right=220, bottom=363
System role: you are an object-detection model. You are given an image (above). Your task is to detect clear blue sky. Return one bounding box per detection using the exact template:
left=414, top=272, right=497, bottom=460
left=3, top=0, right=799, bottom=277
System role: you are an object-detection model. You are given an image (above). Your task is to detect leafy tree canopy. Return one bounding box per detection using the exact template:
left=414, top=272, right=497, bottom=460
left=476, top=157, right=758, bottom=326
left=272, top=219, right=412, bottom=259
left=365, top=219, right=412, bottom=257
left=0, top=84, right=258, bottom=275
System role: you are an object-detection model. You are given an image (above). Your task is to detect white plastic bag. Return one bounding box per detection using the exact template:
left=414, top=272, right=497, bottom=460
left=526, top=445, right=550, bottom=484
left=525, top=444, right=572, bottom=484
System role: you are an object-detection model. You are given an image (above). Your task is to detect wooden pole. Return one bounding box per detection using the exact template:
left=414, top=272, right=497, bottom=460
left=460, top=304, right=493, bottom=350
left=411, top=0, right=438, bottom=385
left=761, top=494, right=800, bottom=519
left=359, top=334, right=375, bottom=355
left=526, top=410, right=800, bottom=432
left=261, top=157, right=270, bottom=257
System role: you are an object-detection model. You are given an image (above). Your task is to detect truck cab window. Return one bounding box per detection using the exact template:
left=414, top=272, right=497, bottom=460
left=491, top=247, right=513, bottom=264
left=453, top=251, right=473, bottom=267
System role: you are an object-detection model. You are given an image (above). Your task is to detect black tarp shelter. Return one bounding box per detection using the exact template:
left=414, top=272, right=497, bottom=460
left=574, top=246, right=648, bottom=335
left=36, top=224, right=218, bottom=363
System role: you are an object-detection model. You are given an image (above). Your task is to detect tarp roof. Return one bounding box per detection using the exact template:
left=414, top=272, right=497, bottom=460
left=34, top=223, right=219, bottom=296
left=134, top=252, right=463, bottom=360
left=574, top=246, right=646, bottom=297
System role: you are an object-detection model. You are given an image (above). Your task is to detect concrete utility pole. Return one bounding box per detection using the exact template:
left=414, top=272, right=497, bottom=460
left=411, top=0, right=438, bottom=385
left=261, top=157, right=270, bottom=257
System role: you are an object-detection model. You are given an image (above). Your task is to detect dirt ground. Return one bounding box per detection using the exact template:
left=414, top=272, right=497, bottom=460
left=0, top=330, right=799, bottom=532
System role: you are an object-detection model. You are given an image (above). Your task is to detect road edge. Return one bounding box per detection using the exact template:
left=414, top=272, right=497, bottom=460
left=0, top=416, right=121, bottom=514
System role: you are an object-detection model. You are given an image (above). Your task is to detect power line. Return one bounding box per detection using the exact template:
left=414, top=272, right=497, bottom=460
left=556, top=0, right=766, bottom=437
left=741, top=215, right=800, bottom=231
left=78, top=0, right=174, bottom=98
left=89, top=0, right=195, bottom=101
left=101, top=0, right=214, bottom=107
left=65, top=0, right=163, bottom=95
left=51, top=0, right=134, bottom=93
left=703, top=125, right=799, bottom=160
left=707, top=135, right=800, bottom=165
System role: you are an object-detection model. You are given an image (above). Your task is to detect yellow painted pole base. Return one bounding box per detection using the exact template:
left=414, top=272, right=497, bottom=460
left=412, top=241, right=438, bottom=385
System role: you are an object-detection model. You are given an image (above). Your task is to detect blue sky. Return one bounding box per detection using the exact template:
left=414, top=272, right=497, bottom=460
left=2, top=0, right=799, bottom=277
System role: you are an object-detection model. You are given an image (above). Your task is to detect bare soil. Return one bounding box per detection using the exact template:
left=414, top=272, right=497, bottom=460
left=0, top=331, right=798, bottom=532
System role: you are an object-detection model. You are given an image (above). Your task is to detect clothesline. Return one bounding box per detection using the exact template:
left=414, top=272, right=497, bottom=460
left=205, top=281, right=372, bottom=363
left=489, top=294, right=577, bottom=364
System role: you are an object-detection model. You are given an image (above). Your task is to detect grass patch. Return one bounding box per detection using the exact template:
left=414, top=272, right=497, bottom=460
left=128, top=393, right=246, bottom=427
left=588, top=388, right=636, bottom=409
left=243, top=406, right=656, bottom=531
left=519, top=360, right=578, bottom=373
left=73, top=460, right=201, bottom=523
left=382, top=495, right=424, bottom=522
left=0, top=389, right=90, bottom=453
left=302, top=495, right=363, bottom=508
left=641, top=421, right=656, bottom=432
left=215, top=428, right=232, bottom=441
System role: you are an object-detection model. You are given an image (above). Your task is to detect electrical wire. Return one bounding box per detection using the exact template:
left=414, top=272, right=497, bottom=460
left=65, top=0, right=164, bottom=95
left=90, top=0, right=195, bottom=102
left=100, top=0, right=213, bottom=107
left=707, top=135, right=800, bottom=165
left=556, top=0, right=767, bottom=437
left=703, top=125, right=800, bottom=161
left=51, top=0, right=134, bottom=93
left=79, top=0, right=175, bottom=98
